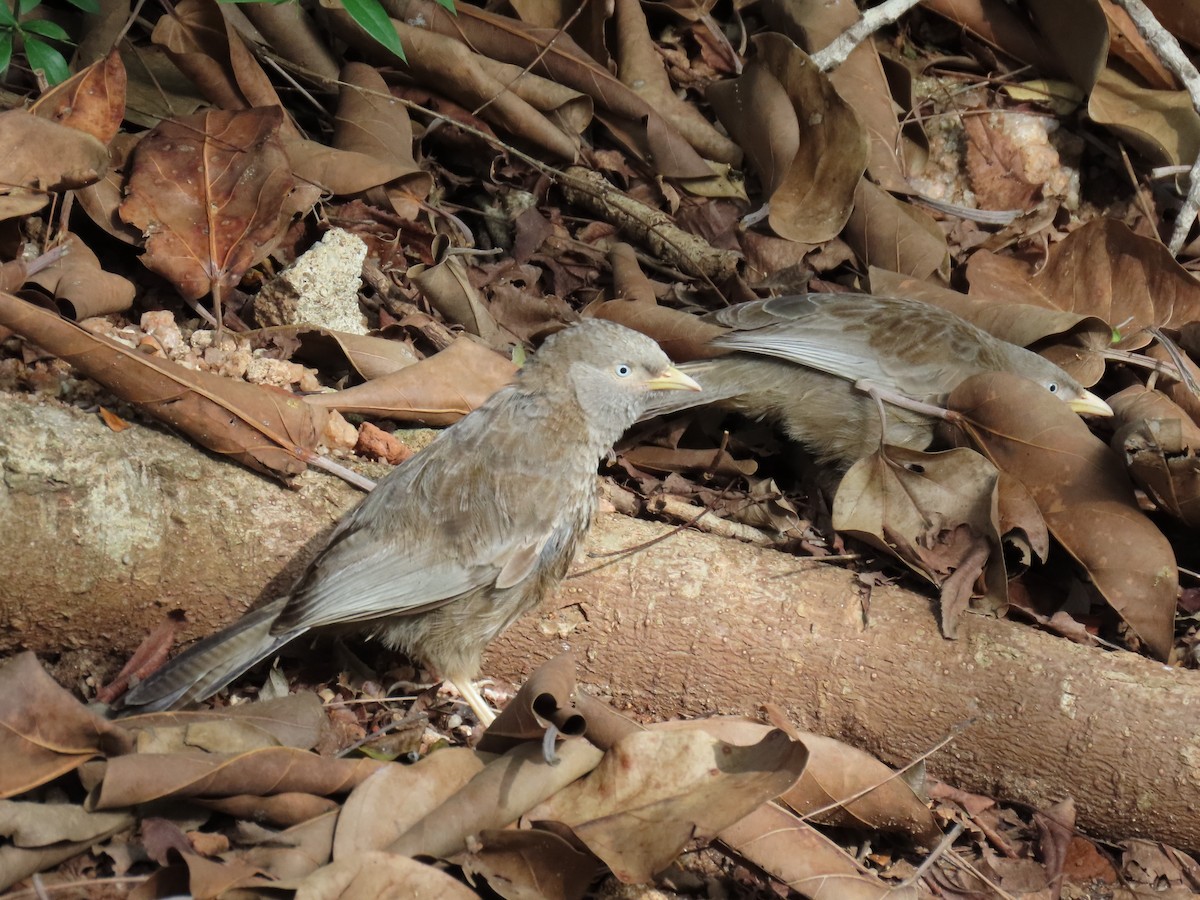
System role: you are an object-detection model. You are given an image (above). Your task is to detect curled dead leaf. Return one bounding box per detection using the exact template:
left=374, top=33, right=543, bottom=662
left=949, top=372, right=1177, bottom=659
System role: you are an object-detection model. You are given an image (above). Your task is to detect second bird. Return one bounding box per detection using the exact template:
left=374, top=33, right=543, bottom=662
left=643, top=293, right=1112, bottom=469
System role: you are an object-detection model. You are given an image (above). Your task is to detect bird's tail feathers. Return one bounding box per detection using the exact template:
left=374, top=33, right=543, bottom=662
left=116, top=597, right=301, bottom=715
left=639, top=360, right=744, bottom=420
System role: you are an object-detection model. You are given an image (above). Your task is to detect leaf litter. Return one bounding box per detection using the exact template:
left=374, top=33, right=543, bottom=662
left=1, top=0, right=1200, bottom=895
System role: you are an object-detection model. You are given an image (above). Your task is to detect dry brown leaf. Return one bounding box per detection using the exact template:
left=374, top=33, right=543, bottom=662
left=119, top=693, right=326, bottom=751
left=0, top=802, right=134, bottom=894
left=236, top=0, right=340, bottom=80
left=949, top=372, right=1177, bottom=659
left=1109, top=385, right=1200, bottom=528
left=1143, top=0, right=1200, bottom=50
left=333, top=747, right=489, bottom=857
left=622, top=444, right=757, bottom=477
left=196, top=792, right=337, bottom=828
left=151, top=0, right=282, bottom=113
left=783, top=731, right=942, bottom=846
left=461, top=827, right=597, bottom=900
left=0, top=292, right=327, bottom=478
left=708, top=32, right=867, bottom=243
left=250, top=324, right=420, bottom=381
left=0, top=108, right=109, bottom=219
left=844, top=179, right=950, bottom=282
left=1025, top=0, right=1109, bottom=92
left=97, top=407, right=131, bottom=432
left=833, top=446, right=1007, bottom=635
left=388, top=740, right=604, bottom=860
left=760, top=0, right=918, bottom=192
left=920, top=0, right=1071, bottom=86
left=967, top=218, right=1200, bottom=351
left=336, top=61, right=434, bottom=207
left=531, top=728, right=807, bottom=883
left=26, top=233, right=136, bottom=319
left=409, top=248, right=517, bottom=345
left=97, top=610, right=186, bottom=704
left=323, top=5, right=581, bottom=162
left=0, top=800, right=133, bottom=850
left=1089, top=67, right=1200, bottom=168
left=159, top=850, right=272, bottom=900
left=388, top=0, right=713, bottom=177
left=29, top=49, right=126, bottom=143
left=0, top=653, right=132, bottom=799
left=150, top=0, right=243, bottom=108
left=996, top=471, right=1050, bottom=570
left=305, top=337, right=517, bottom=426
left=1098, top=0, right=1177, bottom=89
left=75, top=132, right=144, bottom=245
left=120, top=106, right=295, bottom=319
left=283, top=136, right=416, bottom=197
left=612, top=0, right=741, bottom=165
left=660, top=716, right=942, bottom=848
left=1146, top=339, right=1200, bottom=425
left=295, top=851, right=479, bottom=900
left=720, top=802, right=919, bottom=899
left=479, top=653, right=642, bottom=757
left=237, top=808, right=338, bottom=881
left=122, top=43, right=207, bottom=129
left=479, top=652, right=587, bottom=754
left=88, top=747, right=388, bottom=809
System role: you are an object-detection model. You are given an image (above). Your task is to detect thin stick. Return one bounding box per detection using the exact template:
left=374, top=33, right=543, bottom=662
left=812, top=0, right=924, bottom=71
left=300, top=451, right=378, bottom=492
left=1110, top=0, right=1200, bottom=254
left=901, top=822, right=964, bottom=888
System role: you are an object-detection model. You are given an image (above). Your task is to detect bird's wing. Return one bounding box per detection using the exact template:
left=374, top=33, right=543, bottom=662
left=273, top=395, right=573, bottom=634
left=708, top=295, right=896, bottom=386
left=705, top=294, right=977, bottom=396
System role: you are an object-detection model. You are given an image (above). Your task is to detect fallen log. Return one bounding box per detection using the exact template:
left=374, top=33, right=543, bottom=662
left=1, top=393, right=1197, bottom=849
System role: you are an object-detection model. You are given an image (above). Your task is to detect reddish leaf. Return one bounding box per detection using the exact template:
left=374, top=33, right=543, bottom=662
left=120, top=107, right=295, bottom=319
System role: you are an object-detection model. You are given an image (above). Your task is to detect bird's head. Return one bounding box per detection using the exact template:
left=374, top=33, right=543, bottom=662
left=1021, top=355, right=1113, bottom=417
left=524, top=319, right=701, bottom=438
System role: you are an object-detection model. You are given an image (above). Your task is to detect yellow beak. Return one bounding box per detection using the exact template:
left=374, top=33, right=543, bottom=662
left=644, top=364, right=702, bottom=392
left=1068, top=389, right=1113, bottom=417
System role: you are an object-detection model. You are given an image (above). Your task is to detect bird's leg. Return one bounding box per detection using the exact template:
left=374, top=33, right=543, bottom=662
left=854, top=380, right=963, bottom=423
left=446, top=677, right=497, bottom=726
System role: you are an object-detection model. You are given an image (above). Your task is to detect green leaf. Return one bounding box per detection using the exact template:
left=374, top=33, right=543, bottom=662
left=0, top=30, right=12, bottom=76
left=0, top=4, right=18, bottom=26
left=342, top=0, right=406, bottom=62
left=62, top=0, right=100, bottom=12
left=23, top=35, right=69, bottom=84
left=433, top=0, right=456, bottom=14
left=17, top=0, right=38, bottom=15
left=20, top=18, right=70, bottom=40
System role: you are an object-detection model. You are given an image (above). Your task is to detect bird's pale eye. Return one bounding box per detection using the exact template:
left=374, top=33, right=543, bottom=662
left=615, top=363, right=633, bottom=377
left=1048, top=382, right=1059, bottom=394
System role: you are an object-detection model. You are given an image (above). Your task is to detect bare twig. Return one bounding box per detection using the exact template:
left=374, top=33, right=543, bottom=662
left=1110, top=0, right=1200, bottom=254
left=811, top=0, right=924, bottom=71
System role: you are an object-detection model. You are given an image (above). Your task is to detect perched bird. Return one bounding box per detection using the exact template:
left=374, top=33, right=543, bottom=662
left=643, top=293, right=1112, bottom=469
left=117, top=319, right=700, bottom=723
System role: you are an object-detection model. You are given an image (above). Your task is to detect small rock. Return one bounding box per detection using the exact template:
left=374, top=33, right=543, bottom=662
left=140, top=310, right=183, bottom=356
left=253, top=228, right=369, bottom=334
left=355, top=421, right=414, bottom=465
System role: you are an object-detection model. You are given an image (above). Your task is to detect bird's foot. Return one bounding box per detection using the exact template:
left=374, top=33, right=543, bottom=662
left=444, top=677, right=497, bottom=727
left=855, top=379, right=963, bottom=424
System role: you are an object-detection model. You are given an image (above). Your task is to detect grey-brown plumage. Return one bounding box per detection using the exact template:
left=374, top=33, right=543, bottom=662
left=117, top=319, right=700, bottom=722
left=644, top=293, right=1111, bottom=469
